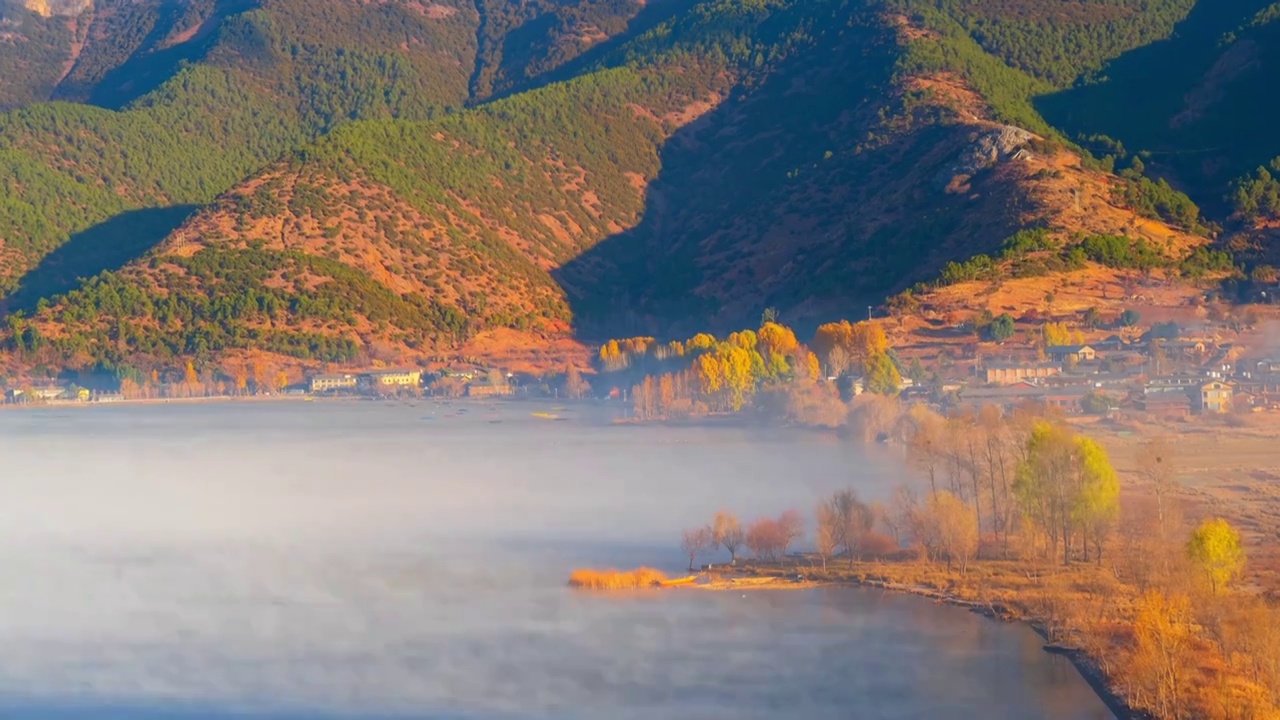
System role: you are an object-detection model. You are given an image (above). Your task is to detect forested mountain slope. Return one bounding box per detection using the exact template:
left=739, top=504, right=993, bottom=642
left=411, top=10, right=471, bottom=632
left=1038, top=0, right=1280, bottom=210
left=2, top=0, right=1279, bottom=380
left=0, top=0, right=698, bottom=315
left=0, top=0, right=482, bottom=308
left=4, top=0, right=1221, bottom=378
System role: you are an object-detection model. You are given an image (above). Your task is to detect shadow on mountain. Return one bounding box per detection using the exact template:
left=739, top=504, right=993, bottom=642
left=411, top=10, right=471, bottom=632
left=480, top=0, right=700, bottom=104
left=499, top=0, right=701, bottom=101
left=71, top=0, right=254, bottom=110
left=1035, top=0, right=1280, bottom=203
left=87, top=36, right=217, bottom=111
left=7, top=205, right=197, bottom=314
left=554, top=10, right=1027, bottom=341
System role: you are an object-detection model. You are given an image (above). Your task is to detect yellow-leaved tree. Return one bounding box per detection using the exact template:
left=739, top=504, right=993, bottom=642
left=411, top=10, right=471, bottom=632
left=811, top=321, right=853, bottom=365
left=1042, top=322, right=1084, bottom=347
left=1186, top=517, right=1244, bottom=594
left=757, top=322, right=798, bottom=358
left=1072, top=436, right=1120, bottom=564
left=850, top=321, right=888, bottom=363
left=695, top=353, right=723, bottom=396
left=863, top=352, right=901, bottom=395
left=686, top=333, right=717, bottom=354
left=718, top=344, right=755, bottom=411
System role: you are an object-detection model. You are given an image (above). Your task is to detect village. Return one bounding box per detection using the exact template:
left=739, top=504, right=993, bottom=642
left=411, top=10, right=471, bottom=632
left=6, top=311, right=1280, bottom=425
left=917, top=334, right=1247, bottom=420
left=1, top=366, right=526, bottom=405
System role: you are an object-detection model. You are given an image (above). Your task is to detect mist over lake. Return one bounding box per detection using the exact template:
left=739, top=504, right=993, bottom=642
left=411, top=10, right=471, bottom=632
left=0, top=401, right=1114, bottom=719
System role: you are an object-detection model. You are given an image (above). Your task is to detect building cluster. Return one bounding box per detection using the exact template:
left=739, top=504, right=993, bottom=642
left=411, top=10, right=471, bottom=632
left=308, top=368, right=516, bottom=397
left=308, top=369, right=424, bottom=394
left=5, top=385, right=96, bottom=403
left=947, top=333, right=1270, bottom=418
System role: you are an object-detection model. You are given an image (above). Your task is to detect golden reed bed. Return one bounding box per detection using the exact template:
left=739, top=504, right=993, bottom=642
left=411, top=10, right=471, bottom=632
left=568, top=568, right=697, bottom=589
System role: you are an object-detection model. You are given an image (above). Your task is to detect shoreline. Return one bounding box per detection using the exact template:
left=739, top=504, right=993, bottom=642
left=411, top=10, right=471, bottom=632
left=682, top=567, right=1142, bottom=720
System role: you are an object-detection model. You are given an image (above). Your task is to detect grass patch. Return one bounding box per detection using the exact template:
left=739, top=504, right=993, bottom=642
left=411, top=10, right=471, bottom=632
left=568, top=567, right=668, bottom=589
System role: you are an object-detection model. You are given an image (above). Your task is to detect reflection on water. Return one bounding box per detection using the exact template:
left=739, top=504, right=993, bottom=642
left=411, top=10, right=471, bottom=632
left=0, top=402, right=1114, bottom=719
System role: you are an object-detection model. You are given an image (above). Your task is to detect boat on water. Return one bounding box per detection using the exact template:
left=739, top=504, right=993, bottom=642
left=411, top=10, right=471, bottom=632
left=531, top=412, right=559, bottom=420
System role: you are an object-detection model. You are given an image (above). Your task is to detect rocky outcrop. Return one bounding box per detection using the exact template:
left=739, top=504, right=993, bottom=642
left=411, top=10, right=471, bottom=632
left=935, top=125, right=1033, bottom=190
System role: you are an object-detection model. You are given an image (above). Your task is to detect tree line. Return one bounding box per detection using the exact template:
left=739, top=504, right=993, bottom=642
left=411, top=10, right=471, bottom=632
left=674, top=399, right=1276, bottom=719
left=597, top=317, right=908, bottom=421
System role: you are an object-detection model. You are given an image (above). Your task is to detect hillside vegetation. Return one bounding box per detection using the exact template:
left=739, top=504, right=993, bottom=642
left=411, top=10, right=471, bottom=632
left=2, top=0, right=1278, bottom=382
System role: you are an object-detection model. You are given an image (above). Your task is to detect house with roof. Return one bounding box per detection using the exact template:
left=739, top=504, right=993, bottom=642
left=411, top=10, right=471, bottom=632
left=7, top=385, right=68, bottom=402
left=1140, top=392, right=1191, bottom=418
left=1195, top=380, right=1232, bottom=414
left=465, top=380, right=514, bottom=398
left=1046, top=345, right=1096, bottom=363
left=359, top=369, right=423, bottom=391
left=309, top=373, right=358, bottom=393
left=983, top=361, right=1061, bottom=385
left=957, top=381, right=1048, bottom=412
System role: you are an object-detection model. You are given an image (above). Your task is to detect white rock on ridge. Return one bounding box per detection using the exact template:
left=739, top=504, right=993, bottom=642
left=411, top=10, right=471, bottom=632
left=934, top=125, right=1034, bottom=190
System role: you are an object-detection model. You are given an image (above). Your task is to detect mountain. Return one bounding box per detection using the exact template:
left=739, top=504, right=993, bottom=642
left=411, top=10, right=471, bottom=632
left=0, top=0, right=1275, bottom=380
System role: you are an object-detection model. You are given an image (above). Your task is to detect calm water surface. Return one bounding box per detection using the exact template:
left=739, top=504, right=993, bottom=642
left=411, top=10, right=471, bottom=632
left=0, top=401, right=1115, bottom=719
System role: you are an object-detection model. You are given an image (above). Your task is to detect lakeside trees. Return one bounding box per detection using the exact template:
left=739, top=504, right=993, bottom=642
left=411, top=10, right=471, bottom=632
left=681, top=527, right=715, bottom=571
left=712, top=511, right=745, bottom=564
left=671, top=396, right=1274, bottom=720
left=605, top=317, right=903, bottom=423
left=608, top=319, right=835, bottom=420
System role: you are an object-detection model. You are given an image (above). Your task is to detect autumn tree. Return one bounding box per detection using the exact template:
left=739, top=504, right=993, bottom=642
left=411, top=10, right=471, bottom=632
left=1126, top=590, right=1194, bottom=720
left=183, top=360, right=199, bottom=396
left=1015, top=420, right=1079, bottom=563
left=822, top=488, right=874, bottom=567
left=814, top=502, right=838, bottom=571
left=685, top=333, right=716, bottom=354
left=1186, top=518, right=1244, bottom=595
left=976, top=405, right=1018, bottom=556
left=563, top=365, right=590, bottom=399
left=811, top=321, right=853, bottom=365
left=863, top=352, right=901, bottom=395
left=1042, top=322, right=1084, bottom=347
left=757, top=322, right=798, bottom=360
left=906, top=405, right=948, bottom=496
left=746, top=517, right=786, bottom=561
left=812, top=320, right=888, bottom=376
left=827, top=345, right=850, bottom=377
left=695, top=353, right=723, bottom=398
left=252, top=361, right=270, bottom=394
left=1073, top=436, right=1120, bottom=563
left=657, top=374, right=675, bottom=413
left=1137, top=437, right=1178, bottom=546
left=631, top=376, right=658, bottom=420
left=681, top=527, right=715, bottom=571
left=850, top=321, right=889, bottom=364
left=929, top=490, right=979, bottom=574
left=599, top=340, right=622, bottom=370
left=712, top=511, right=744, bottom=564
left=719, top=344, right=756, bottom=410
left=777, top=509, right=804, bottom=555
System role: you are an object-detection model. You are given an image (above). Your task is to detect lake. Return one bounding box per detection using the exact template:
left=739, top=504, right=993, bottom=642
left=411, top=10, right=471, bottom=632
left=0, top=400, right=1116, bottom=719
